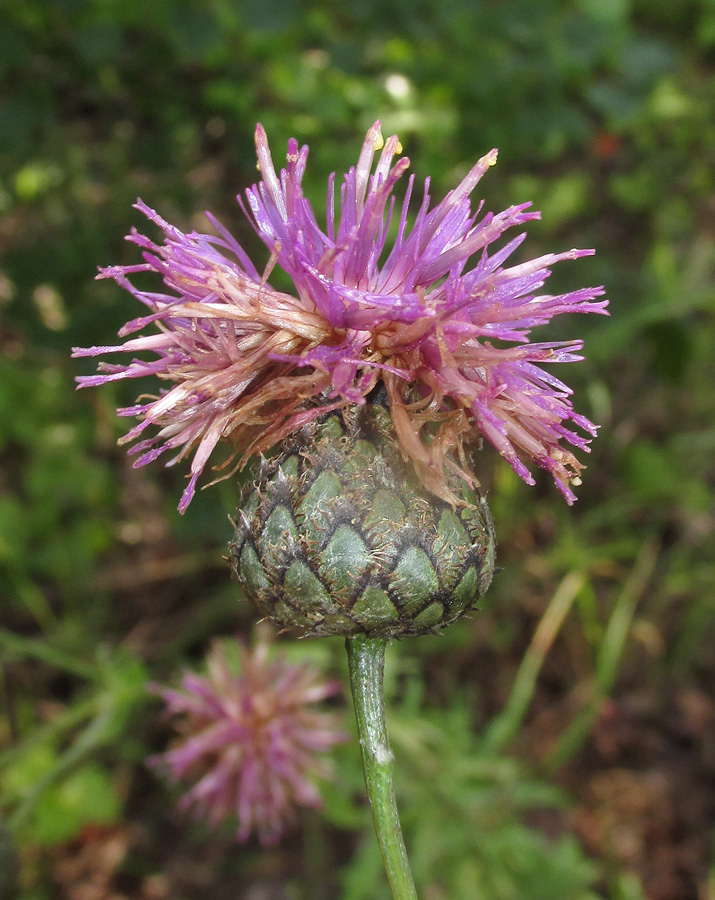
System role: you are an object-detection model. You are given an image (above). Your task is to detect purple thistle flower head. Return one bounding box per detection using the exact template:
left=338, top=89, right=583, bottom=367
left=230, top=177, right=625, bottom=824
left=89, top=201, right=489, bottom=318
left=148, top=638, right=345, bottom=846
left=74, top=122, right=607, bottom=511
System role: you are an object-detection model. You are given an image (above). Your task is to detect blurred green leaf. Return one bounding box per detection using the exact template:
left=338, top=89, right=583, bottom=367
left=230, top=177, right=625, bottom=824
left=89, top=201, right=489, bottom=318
left=27, top=763, right=121, bottom=845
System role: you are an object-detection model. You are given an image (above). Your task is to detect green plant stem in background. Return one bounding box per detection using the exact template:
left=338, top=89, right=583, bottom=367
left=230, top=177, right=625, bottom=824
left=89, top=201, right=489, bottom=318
left=0, top=628, right=96, bottom=681
left=481, top=570, right=585, bottom=757
left=346, top=634, right=418, bottom=900
left=545, top=540, right=658, bottom=772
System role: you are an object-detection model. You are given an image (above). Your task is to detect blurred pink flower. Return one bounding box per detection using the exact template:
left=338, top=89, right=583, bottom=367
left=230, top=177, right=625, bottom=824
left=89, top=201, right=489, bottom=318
left=74, top=122, right=607, bottom=510
left=149, top=639, right=345, bottom=845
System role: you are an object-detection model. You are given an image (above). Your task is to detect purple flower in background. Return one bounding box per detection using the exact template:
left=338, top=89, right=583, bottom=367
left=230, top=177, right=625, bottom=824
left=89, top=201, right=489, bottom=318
left=74, top=122, right=608, bottom=510
left=149, top=639, right=345, bottom=845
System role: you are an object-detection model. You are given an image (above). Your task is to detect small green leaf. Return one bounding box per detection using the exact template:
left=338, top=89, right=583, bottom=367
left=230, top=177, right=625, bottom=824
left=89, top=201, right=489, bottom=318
left=29, top=764, right=121, bottom=845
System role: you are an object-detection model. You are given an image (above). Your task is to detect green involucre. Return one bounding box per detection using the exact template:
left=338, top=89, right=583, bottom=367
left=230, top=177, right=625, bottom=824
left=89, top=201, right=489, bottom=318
left=230, top=403, right=496, bottom=637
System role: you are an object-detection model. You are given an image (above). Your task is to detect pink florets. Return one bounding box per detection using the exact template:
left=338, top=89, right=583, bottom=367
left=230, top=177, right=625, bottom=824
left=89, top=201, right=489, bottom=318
left=74, top=122, right=608, bottom=510
left=148, top=639, right=345, bottom=845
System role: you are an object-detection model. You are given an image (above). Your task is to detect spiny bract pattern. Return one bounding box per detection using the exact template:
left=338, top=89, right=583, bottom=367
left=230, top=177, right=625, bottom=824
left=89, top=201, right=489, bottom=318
left=230, top=404, right=496, bottom=638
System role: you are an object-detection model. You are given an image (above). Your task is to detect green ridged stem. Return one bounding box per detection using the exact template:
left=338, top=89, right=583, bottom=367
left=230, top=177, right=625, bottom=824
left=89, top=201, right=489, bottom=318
left=346, top=634, right=418, bottom=900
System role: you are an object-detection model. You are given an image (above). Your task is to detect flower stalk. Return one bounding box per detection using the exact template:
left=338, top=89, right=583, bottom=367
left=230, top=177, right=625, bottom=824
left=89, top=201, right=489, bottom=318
left=347, top=634, right=418, bottom=900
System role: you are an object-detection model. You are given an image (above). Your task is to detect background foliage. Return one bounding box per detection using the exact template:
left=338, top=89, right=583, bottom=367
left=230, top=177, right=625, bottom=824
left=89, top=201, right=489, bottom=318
left=1, top=0, right=714, bottom=898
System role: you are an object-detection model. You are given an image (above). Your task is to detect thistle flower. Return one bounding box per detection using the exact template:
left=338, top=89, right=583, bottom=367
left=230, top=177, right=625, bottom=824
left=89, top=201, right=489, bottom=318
left=73, top=121, right=607, bottom=513
left=149, top=639, right=345, bottom=845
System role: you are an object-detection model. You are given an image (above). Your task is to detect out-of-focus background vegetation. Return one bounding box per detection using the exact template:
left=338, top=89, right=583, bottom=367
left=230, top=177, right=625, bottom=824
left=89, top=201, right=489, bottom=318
left=1, top=0, right=714, bottom=897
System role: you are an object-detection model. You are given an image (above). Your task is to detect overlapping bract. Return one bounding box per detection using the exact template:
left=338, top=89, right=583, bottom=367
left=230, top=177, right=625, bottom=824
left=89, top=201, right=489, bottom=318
left=149, top=640, right=344, bottom=845
left=74, top=122, right=607, bottom=510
